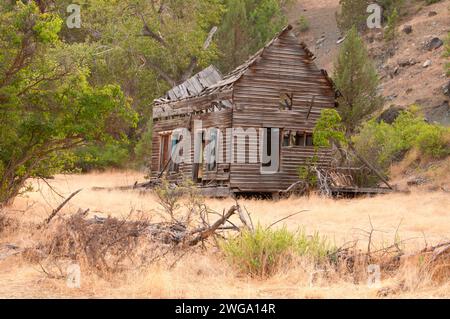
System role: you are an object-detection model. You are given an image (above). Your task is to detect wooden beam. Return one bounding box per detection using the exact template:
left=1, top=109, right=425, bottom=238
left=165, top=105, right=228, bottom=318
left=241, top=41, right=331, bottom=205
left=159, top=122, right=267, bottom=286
left=153, top=90, right=233, bottom=119
left=306, top=95, right=315, bottom=120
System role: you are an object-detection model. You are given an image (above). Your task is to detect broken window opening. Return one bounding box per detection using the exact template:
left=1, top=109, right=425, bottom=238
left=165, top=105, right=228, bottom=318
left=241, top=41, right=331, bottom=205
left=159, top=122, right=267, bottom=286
left=281, top=131, right=313, bottom=147
left=282, top=130, right=290, bottom=147
left=295, top=131, right=305, bottom=146
left=206, top=128, right=218, bottom=172
left=169, top=132, right=182, bottom=173
left=159, top=133, right=171, bottom=172
left=279, top=92, right=293, bottom=111
left=305, top=133, right=314, bottom=146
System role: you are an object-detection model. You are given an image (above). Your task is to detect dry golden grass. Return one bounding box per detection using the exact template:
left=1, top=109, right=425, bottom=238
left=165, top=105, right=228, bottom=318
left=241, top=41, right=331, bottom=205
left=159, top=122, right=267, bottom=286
left=1, top=170, right=449, bottom=298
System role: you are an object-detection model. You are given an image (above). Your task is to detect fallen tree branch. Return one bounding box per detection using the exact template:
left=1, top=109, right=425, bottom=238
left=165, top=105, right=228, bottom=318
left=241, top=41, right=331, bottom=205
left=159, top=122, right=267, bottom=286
left=43, top=189, right=83, bottom=226
left=186, top=205, right=239, bottom=247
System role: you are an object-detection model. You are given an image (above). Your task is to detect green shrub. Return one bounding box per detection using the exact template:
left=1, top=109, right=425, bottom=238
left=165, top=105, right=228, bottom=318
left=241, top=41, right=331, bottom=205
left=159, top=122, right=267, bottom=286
left=221, top=226, right=332, bottom=277
left=298, top=15, right=309, bottom=32
left=353, top=110, right=450, bottom=174
left=377, top=0, right=405, bottom=18
left=297, top=156, right=319, bottom=193
left=414, top=126, right=449, bottom=158
left=336, top=0, right=368, bottom=32
left=295, top=229, right=332, bottom=262
left=72, top=143, right=130, bottom=172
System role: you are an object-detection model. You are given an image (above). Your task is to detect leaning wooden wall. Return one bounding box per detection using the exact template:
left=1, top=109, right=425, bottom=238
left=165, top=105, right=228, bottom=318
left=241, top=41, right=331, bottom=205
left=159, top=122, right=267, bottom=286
left=151, top=107, right=232, bottom=184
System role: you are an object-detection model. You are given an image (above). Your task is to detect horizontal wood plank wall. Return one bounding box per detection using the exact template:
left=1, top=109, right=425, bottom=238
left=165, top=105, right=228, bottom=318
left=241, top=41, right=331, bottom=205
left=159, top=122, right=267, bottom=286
left=230, top=31, right=335, bottom=192
left=151, top=117, right=188, bottom=180
left=151, top=109, right=232, bottom=184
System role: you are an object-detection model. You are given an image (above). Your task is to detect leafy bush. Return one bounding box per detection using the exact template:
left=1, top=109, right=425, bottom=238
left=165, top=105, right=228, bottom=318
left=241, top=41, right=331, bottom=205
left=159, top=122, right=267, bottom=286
left=297, top=156, right=319, bottom=194
left=298, top=15, right=309, bottom=32
left=377, top=0, right=405, bottom=18
left=0, top=3, right=137, bottom=206
left=313, top=109, right=346, bottom=148
left=72, top=143, right=130, bottom=172
left=336, top=0, right=368, bottom=32
left=414, top=126, right=450, bottom=158
left=353, top=110, right=450, bottom=174
left=221, top=226, right=332, bottom=277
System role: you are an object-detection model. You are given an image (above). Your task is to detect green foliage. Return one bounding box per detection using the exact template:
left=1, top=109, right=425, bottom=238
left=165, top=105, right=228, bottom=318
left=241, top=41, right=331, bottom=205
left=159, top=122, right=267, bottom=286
left=217, top=0, right=287, bottom=72
left=336, top=0, right=405, bottom=32
left=352, top=110, right=450, bottom=174
left=33, top=13, right=63, bottom=43
left=313, top=109, right=346, bottom=147
left=297, top=156, right=319, bottom=192
left=72, top=143, right=130, bottom=172
left=221, top=226, right=333, bottom=277
left=384, top=8, right=399, bottom=42
left=333, top=27, right=383, bottom=135
left=377, top=0, right=405, bottom=18
left=248, top=0, right=287, bottom=48
left=52, top=0, right=225, bottom=169
left=0, top=2, right=137, bottom=205
left=336, top=0, right=369, bottom=32
left=298, top=15, right=309, bottom=32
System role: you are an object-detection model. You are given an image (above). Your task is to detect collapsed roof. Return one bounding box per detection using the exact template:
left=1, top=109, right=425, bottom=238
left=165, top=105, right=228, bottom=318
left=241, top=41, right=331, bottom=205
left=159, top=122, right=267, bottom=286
left=153, top=24, right=336, bottom=115
left=153, top=65, right=223, bottom=105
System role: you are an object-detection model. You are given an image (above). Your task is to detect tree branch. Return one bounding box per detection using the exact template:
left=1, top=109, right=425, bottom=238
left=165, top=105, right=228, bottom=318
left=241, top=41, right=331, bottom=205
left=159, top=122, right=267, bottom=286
left=142, top=56, right=177, bottom=87
left=179, top=26, right=218, bottom=82
left=138, top=12, right=166, bottom=46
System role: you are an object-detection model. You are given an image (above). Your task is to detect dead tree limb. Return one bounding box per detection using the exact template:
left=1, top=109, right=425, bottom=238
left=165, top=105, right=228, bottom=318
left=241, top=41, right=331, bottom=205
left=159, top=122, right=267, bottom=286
left=236, top=205, right=254, bottom=232
left=43, top=189, right=82, bottom=225
left=186, top=205, right=239, bottom=247
left=347, top=143, right=393, bottom=189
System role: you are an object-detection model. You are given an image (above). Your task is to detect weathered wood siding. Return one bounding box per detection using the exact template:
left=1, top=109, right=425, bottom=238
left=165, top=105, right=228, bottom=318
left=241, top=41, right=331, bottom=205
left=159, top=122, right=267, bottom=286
left=151, top=107, right=232, bottom=184
left=229, top=30, right=335, bottom=192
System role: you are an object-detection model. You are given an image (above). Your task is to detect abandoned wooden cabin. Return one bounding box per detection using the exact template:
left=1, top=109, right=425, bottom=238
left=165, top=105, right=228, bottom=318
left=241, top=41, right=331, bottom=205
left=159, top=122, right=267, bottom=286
left=151, top=25, right=338, bottom=196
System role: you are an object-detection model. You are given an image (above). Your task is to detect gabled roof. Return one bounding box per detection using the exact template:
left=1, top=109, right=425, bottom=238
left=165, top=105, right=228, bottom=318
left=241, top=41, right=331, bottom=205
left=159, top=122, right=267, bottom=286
left=154, top=65, right=223, bottom=105
left=153, top=24, right=336, bottom=110
left=199, top=25, right=316, bottom=97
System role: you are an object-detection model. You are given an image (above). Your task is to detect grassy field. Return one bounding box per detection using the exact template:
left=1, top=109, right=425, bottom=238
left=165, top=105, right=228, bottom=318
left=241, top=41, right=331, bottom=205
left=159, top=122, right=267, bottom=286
left=0, top=171, right=449, bottom=298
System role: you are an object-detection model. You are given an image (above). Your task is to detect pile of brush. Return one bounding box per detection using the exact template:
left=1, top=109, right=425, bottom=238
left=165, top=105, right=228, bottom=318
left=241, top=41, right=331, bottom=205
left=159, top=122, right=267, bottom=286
left=25, top=181, right=251, bottom=277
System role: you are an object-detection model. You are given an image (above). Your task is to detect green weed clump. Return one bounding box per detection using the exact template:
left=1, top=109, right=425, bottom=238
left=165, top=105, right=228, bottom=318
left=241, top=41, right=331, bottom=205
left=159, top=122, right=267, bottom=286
left=298, top=15, right=309, bottom=32
left=221, top=225, right=333, bottom=278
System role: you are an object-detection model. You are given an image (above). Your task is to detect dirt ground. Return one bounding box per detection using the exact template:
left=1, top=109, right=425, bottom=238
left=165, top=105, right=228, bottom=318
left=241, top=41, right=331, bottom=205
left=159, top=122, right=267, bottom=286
left=0, top=171, right=449, bottom=298
left=287, top=0, right=341, bottom=71
left=288, top=0, right=450, bottom=124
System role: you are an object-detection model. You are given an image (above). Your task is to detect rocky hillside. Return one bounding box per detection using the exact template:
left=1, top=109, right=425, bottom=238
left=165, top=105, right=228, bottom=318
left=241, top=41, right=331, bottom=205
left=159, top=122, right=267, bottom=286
left=287, top=0, right=450, bottom=125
